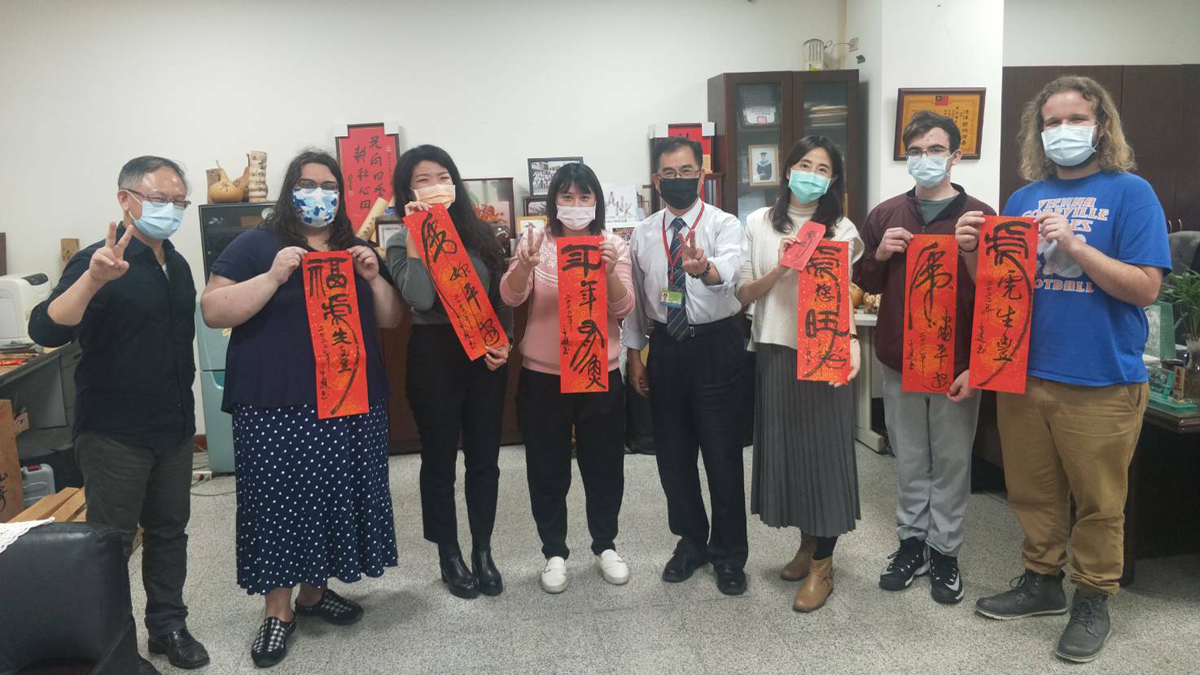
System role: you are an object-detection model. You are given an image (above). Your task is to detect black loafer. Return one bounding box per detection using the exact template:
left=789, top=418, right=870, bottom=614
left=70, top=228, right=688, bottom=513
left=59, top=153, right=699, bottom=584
left=250, top=616, right=296, bottom=669
left=148, top=627, right=210, bottom=669
left=295, top=588, right=363, bottom=626
left=714, top=562, right=747, bottom=595
left=662, top=550, right=708, bottom=583
left=472, top=548, right=504, bottom=597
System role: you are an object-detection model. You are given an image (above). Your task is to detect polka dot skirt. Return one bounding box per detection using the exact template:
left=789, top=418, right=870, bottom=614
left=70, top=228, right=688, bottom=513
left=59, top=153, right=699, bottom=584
left=232, top=401, right=398, bottom=596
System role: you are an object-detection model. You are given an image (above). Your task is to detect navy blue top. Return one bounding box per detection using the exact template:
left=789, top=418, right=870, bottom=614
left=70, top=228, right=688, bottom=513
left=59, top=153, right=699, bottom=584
left=211, top=227, right=392, bottom=412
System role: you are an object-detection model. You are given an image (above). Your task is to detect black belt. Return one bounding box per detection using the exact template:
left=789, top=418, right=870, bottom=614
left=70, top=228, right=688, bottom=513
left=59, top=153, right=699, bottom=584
left=652, top=315, right=738, bottom=341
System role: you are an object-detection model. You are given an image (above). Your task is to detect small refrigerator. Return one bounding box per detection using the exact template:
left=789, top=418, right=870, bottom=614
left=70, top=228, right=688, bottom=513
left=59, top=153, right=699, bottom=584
left=196, top=302, right=234, bottom=473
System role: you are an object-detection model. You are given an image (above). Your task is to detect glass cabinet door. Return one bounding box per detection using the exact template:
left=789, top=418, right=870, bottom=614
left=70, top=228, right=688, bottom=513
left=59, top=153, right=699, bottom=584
left=796, top=78, right=854, bottom=220
left=734, top=82, right=784, bottom=223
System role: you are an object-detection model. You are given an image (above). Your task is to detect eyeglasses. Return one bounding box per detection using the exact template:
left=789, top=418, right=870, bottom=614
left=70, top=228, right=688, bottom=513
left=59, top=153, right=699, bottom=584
left=904, top=147, right=950, bottom=159
left=657, top=167, right=701, bottom=180
left=295, top=179, right=339, bottom=191
left=125, top=189, right=190, bottom=209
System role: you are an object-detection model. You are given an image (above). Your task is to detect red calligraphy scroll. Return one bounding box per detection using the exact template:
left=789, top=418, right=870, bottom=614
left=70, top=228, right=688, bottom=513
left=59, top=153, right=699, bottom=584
left=970, top=216, right=1037, bottom=393
left=335, top=123, right=399, bottom=231
left=781, top=221, right=826, bottom=271
left=797, top=240, right=852, bottom=384
left=902, top=235, right=958, bottom=393
left=404, top=205, right=508, bottom=360
left=557, top=236, right=609, bottom=393
left=302, top=251, right=370, bottom=419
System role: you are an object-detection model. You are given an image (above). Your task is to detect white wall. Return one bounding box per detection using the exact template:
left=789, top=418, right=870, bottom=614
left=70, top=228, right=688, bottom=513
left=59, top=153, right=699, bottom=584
left=1004, top=0, right=1200, bottom=66
left=0, top=0, right=841, bottom=432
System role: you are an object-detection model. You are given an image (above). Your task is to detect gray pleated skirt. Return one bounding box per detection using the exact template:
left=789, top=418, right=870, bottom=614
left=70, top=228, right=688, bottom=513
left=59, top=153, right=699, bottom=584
left=750, top=343, right=861, bottom=537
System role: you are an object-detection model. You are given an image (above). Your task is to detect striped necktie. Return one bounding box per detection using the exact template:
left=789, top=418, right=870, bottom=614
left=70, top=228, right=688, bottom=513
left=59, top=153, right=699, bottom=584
left=665, top=218, right=691, bottom=341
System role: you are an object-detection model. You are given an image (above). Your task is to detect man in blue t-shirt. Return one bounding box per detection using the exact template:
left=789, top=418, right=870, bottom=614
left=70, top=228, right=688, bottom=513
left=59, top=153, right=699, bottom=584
left=956, top=76, right=1171, bottom=664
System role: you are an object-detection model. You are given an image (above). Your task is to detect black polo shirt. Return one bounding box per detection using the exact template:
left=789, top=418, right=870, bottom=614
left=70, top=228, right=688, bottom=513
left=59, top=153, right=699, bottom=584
left=29, top=226, right=196, bottom=445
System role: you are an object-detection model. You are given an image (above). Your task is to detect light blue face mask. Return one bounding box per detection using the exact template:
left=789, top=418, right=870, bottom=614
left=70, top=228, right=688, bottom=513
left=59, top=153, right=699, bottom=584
left=788, top=170, right=831, bottom=204
left=906, top=155, right=950, bottom=190
left=131, top=197, right=185, bottom=239
left=1041, top=124, right=1096, bottom=167
left=293, top=188, right=339, bottom=227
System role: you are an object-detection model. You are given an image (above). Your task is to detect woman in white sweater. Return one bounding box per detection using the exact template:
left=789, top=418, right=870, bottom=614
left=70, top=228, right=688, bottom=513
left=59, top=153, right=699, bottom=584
left=736, top=135, right=864, bottom=613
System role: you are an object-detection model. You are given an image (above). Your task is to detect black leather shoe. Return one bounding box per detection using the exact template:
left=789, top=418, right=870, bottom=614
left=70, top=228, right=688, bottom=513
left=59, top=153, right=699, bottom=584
left=1055, top=591, right=1111, bottom=663
left=148, top=627, right=210, bottom=669
left=472, top=548, right=504, bottom=597
left=295, top=588, right=363, bottom=625
left=440, top=550, right=481, bottom=599
left=714, top=562, right=747, bottom=596
left=662, top=550, right=708, bottom=583
left=138, top=657, right=163, bottom=675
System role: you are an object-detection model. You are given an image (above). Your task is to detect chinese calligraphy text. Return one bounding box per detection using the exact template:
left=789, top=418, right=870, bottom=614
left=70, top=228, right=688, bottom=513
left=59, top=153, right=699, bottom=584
left=797, top=240, right=852, bottom=384
left=335, top=123, right=398, bottom=231
left=302, top=251, right=370, bottom=419
left=557, top=236, right=609, bottom=393
left=902, top=234, right=958, bottom=393
left=969, top=216, right=1037, bottom=393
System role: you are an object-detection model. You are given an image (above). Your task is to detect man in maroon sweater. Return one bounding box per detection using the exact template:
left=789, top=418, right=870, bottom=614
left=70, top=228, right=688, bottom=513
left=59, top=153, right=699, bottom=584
left=855, top=111, right=996, bottom=605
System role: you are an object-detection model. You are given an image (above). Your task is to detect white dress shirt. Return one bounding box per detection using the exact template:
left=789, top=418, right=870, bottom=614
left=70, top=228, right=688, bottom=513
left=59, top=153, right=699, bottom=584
left=622, top=199, right=746, bottom=350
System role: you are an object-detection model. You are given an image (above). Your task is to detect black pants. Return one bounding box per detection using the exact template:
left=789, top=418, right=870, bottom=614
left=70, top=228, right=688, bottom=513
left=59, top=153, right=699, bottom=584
left=406, top=324, right=508, bottom=549
left=517, top=368, right=625, bottom=559
left=648, top=317, right=749, bottom=567
left=76, top=431, right=193, bottom=638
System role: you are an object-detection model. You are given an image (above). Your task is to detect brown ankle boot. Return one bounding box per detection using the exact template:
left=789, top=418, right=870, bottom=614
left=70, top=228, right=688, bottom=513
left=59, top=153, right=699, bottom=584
left=781, top=535, right=818, bottom=581
left=793, top=555, right=834, bottom=612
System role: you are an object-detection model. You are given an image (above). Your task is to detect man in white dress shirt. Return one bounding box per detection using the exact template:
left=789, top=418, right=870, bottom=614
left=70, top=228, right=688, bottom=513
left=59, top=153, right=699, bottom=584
left=623, top=137, right=750, bottom=595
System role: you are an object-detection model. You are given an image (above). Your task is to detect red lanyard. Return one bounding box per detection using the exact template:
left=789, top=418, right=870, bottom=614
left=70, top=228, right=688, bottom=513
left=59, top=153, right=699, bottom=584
left=660, top=202, right=706, bottom=269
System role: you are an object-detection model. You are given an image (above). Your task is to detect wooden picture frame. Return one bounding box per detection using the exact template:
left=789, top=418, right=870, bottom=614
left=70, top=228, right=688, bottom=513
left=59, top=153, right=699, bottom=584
left=747, top=145, right=779, bottom=186
left=463, top=177, right=516, bottom=239
left=527, top=156, right=584, bottom=197
left=523, top=196, right=548, bottom=217
left=894, top=88, right=986, bottom=160
left=516, top=215, right=547, bottom=238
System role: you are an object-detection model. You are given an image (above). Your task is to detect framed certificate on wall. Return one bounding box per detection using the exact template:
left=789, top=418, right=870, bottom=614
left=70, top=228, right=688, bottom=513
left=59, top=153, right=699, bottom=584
left=894, top=88, right=986, bottom=160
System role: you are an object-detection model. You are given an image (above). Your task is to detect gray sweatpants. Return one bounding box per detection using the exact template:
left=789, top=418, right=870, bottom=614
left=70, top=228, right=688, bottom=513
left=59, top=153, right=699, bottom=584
left=881, top=366, right=981, bottom=557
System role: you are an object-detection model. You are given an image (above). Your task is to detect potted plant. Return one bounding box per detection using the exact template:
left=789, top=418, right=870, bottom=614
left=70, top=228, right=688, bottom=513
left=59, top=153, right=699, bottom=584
left=1160, top=269, right=1200, bottom=400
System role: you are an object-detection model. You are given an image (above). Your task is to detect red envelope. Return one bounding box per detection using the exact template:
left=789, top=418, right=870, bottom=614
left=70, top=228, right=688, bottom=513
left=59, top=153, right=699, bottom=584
left=781, top=221, right=826, bottom=271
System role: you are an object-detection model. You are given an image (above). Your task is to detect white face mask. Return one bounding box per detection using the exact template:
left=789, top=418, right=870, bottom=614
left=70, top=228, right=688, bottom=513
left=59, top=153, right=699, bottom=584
left=906, top=155, right=950, bottom=190
left=1041, top=124, right=1097, bottom=167
left=557, top=205, right=596, bottom=231
left=413, top=182, right=456, bottom=205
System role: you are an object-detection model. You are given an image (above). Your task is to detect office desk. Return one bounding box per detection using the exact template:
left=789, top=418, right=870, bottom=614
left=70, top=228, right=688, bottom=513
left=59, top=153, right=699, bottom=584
left=0, top=343, right=79, bottom=460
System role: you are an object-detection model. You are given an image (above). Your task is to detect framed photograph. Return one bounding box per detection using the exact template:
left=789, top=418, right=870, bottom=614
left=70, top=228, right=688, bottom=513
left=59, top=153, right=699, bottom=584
left=516, top=215, right=547, bottom=238
left=523, top=196, right=548, bottom=217
left=463, top=177, right=515, bottom=238
left=600, top=183, right=640, bottom=226
left=376, top=221, right=403, bottom=249
left=748, top=145, right=779, bottom=186
left=894, top=88, right=987, bottom=160
left=527, top=156, right=584, bottom=197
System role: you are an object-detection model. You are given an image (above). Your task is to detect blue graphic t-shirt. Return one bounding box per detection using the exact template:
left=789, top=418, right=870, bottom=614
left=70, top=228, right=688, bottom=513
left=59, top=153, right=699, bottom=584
left=1003, top=171, right=1171, bottom=386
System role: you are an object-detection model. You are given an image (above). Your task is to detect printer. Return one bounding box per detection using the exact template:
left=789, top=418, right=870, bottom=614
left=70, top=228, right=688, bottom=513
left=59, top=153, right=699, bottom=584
left=0, top=273, right=52, bottom=344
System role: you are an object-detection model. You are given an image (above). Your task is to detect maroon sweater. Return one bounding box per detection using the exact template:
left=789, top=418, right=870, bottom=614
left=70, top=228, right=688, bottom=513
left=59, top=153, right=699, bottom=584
left=854, top=185, right=996, bottom=377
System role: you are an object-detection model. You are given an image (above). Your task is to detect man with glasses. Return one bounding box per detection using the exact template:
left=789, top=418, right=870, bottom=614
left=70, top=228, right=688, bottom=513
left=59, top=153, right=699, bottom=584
left=30, top=156, right=208, bottom=674
left=855, top=112, right=995, bottom=605
left=623, top=137, right=750, bottom=594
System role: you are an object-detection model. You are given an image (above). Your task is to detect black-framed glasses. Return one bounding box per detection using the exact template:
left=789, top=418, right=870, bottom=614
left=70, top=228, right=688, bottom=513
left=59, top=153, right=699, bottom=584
left=905, top=147, right=951, bottom=159
left=657, top=167, right=701, bottom=180
left=125, top=188, right=190, bottom=209
left=295, top=179, right=339, bottom=191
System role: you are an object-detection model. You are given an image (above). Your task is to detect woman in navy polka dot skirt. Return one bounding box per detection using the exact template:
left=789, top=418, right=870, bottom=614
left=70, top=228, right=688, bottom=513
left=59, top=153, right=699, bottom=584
left=201, top=150, right=406, bottom=668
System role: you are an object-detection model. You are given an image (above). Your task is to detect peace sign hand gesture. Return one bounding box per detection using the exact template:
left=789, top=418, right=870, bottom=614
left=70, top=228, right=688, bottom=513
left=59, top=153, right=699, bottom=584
left=89, top=222, right=135, bottom=283
left=680, top=229, right=709, bottom=276
left=517, top=227, right=546, bottom=271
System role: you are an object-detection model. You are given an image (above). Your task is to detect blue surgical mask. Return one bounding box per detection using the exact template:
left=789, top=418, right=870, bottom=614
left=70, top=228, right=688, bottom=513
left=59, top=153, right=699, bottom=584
left=907, top=155, right=950, bottom=189
left=130, top=197, right=185, bottom=240
left=293, top=188, right=339, bottom=227
left=1041, top=124, right=1096, bottom=167
left=788, top=171, right=830, bottom=204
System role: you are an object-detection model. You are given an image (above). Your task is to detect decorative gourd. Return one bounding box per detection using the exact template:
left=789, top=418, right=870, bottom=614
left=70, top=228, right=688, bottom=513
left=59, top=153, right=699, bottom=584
left=207, top=162, right=245, bottom=203
left=232, top=155, right=252, bottom=203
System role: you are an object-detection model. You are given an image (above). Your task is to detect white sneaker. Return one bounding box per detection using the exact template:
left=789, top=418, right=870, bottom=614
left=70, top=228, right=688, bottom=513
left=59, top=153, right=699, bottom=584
left=597, top=549, right=630, bottom=585
left=540, top=556, right=567, bottom=594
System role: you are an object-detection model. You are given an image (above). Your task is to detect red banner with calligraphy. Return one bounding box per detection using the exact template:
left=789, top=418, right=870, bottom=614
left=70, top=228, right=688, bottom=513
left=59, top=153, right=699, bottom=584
left=797, top=240, right=852, bottom=384
left=556, top=236, right=609, bottom=393
left=335, top=123, right=399, bottom=231
left=404, top=205, right=508, bottom=360
left=902, top=234, right=958, bottom=393
left=781, top=220, right=826, bottom=271
left=970, top=216, right=1037, bottom=393
left=302, top=251, right=370, bottom=419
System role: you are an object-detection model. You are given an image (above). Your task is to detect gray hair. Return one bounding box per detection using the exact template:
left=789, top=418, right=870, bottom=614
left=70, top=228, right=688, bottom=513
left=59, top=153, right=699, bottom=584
left=117, top=155, right=189, bottom=192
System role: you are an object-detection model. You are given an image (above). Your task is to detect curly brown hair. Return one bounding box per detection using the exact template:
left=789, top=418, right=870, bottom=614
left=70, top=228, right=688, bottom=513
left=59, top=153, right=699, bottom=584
left=1018, top=75, right=1136, bottom=181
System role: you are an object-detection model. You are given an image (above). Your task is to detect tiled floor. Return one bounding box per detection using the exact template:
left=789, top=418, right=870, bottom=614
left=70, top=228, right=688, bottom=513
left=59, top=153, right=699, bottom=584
left=130, top=445, right=1200, bottom=674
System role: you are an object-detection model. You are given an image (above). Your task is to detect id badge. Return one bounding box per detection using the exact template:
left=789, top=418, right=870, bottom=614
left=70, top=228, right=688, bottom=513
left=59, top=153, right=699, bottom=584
left=660, top=289, right=684, bottom=308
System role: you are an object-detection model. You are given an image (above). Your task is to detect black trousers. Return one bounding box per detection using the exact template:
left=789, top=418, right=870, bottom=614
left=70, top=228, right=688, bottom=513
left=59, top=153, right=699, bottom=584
left=76, top=431, right=193, bottom=638
left=648, top=317, right=749, bottom=567
left=517, top=368, right=625, bottom=559
left=406, top=324, right=508, bottom=549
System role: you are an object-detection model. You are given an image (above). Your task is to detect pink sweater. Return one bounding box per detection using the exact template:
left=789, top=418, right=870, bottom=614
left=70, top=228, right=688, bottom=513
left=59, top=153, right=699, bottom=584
left=500, top=229, right=636, bottom=375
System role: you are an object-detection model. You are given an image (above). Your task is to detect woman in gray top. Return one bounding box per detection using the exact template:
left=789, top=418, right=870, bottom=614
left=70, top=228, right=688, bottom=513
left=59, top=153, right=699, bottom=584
left=386, top=144, right=514, bottom=600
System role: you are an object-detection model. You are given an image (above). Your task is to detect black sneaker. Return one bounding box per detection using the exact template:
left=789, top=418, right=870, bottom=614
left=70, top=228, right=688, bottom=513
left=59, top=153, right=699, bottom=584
left=250, top=616, right=296, bottom=669
left=1055, top=591, right=1111, bottom=663
left=975, top=569, right=1067, bottom=620
left=928, top=549, right=963, bottom=604
left=879, top=537, right=928, bottom=591
left=294, top=588, right=363, bottom=626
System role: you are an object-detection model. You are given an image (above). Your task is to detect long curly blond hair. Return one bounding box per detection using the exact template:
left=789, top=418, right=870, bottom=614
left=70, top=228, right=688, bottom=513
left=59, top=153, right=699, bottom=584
left=1018, top=75, right=1136, bottom=181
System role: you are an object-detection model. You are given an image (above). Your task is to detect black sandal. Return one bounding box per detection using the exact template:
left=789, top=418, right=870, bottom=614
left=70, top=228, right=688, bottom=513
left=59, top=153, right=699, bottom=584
left=250, top=616, right=295, bottom=669
left=294, top=588, right=363, bottom=626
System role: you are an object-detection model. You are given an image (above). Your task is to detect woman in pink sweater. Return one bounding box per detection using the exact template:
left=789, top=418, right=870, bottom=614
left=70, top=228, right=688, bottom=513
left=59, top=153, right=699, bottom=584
left=501, top=163, right=636, bottom=594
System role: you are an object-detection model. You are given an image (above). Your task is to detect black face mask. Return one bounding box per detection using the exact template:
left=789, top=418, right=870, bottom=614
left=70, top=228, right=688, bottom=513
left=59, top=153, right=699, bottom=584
left=658, top=177, right=700, bottom=210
